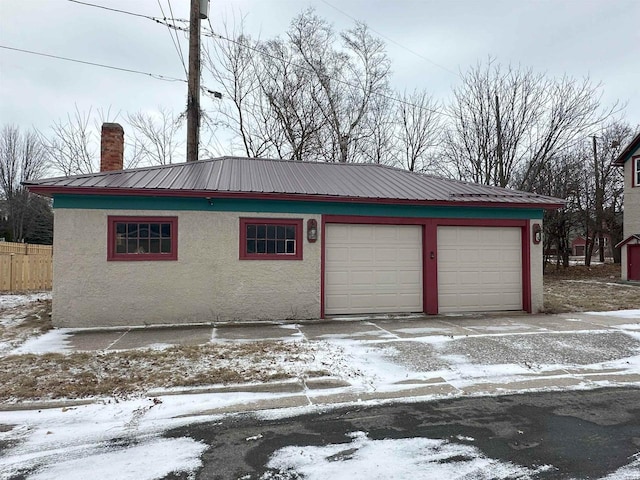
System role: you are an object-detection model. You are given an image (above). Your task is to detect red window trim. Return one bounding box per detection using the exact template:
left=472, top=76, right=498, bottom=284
left=239, top=218, right=303, bottom=260
left=107, top=216, right=178, bottom=261
left=634, top=156, right=640, bottom=188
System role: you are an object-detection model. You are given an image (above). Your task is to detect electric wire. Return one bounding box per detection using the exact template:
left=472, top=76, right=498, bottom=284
left=62, top=0, right=451, bottom=118
left=0, top=45, right=187, bottom=83
left=157, top=0, right=188, bottom=77
left=319, top=0, right=461, bottom=78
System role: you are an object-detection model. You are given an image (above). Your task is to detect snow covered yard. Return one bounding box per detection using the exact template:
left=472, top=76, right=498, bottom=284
left=0, top=293, right=51, bottom=355
left=2, top=294, right=640, bottom=479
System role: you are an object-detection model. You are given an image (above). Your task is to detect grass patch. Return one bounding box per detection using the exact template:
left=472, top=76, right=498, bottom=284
left=0, top=341, right=330, bottom=402
left=544, top=264, right=640, bottom=313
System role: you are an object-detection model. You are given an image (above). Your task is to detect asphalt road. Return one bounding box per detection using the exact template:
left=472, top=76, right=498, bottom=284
left=164, top=387, right=640, bottom=480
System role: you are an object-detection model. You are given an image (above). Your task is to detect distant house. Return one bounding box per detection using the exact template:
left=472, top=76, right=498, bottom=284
left=571, top=235, right=613, bottom=258
left=613, top=132, right=640, bottom=281
left=25, top=123, right=564, bottom=328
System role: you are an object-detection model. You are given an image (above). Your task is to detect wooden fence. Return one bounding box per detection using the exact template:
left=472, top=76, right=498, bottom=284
left=0, top=242, right=53, bottom=292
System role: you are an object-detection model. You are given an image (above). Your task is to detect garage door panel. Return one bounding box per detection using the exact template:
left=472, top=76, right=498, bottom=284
left=351, top=248, right=374, bottom=262
left=438, top=226, right=522, bottom=313
left=325, top=224, right=423, bottom=315
left=326, top=246, right=349, bottom=262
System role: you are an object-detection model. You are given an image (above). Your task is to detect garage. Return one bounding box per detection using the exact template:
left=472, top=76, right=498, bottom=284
left=324, top=224, right=423, bottom=315
left=437, top=226, right=523, bottom=313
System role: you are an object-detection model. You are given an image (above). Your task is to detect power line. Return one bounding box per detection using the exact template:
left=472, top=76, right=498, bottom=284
left=66, top=0, right=188, bottom=24
left=64, top=0, right=451, bottom=118
left=156, top=0, right=188, bottom=76
left=204, top=29, right=453, bottom=118
left=0, top=45, right=187, bottom=83
left=319, top=0, right=460, bottom=78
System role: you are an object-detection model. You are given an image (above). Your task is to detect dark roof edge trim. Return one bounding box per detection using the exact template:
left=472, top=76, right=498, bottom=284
left=612, top=132, right=640, bottom=166
left=615, top=234, right=640, bottom=249
left=27, top=185, right=565, bottom=210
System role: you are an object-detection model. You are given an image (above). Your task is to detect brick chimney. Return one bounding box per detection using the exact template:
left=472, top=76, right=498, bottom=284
left=100, top=123, right=124, bottom=172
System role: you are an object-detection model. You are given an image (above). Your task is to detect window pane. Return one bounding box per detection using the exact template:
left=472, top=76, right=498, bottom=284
left=161, top=239, right=171, bottom=253
left=150, top=239, right=160, bottom=253
left=127, top=223, right=138, bottom=237
left=267, top=225, right=276, bottom=239
left=276, top=240, right=285, bottom=253
left=256, top=240, right=266, bottom=253
left=139, top=224, right=150, bottom=238
left=286, top=240, right=295, bottom=254
left=138, top=238, right=149, bottom=253
left=127, top=239, right=138, bottom=253
left=246, top=239, right=256, bottom=254
left=286, top=226, right=296, bottom=239
left=161, top=223, right=171, bottom=238
left=116, top=242, right=126, bottom=254
left=267, top=240, right=276, bottom=254
left=257, top=225, right=266, bottom=238
left=116, top=223, right=126, bottom=234
left=247, top=224, right=256, bottom=239
left=276, top=226, right=285, bottom=239
left=150, top=224, right=160, bottom=238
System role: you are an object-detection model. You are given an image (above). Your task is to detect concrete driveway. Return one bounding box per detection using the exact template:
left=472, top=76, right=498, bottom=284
left=59, top=311, right=640, bottom=408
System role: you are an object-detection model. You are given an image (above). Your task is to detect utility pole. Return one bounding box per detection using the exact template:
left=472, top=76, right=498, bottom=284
left=592, top=135, right=606, bottom=263
left=186, top=0, right=206, bottom=162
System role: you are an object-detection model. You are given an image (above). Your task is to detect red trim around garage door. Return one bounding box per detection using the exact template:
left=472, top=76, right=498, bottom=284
left=321, top=215, right=531, bottom=317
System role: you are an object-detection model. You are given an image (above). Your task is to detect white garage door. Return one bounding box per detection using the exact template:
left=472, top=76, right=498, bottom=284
left=325, top=224, right=423, bottom=315
left=438, top=226, right=522, bottom=313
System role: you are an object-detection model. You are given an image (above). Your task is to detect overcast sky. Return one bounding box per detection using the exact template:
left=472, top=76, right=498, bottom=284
left=1, top=0, right=638, bottom=154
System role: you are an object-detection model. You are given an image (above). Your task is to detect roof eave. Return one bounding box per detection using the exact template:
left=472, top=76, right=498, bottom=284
left=26, top=185, right=565, bottom=210
left=612, top=132, right=640, bottom=166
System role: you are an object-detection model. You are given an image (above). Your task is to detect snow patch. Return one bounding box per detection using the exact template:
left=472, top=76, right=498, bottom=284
left=25, top=436, right=207, bottom=480
left=11, top=328, right=72, bottom=354
left=0, top=292, right=50, bottom=311
left=586, top=310, right=640, bottom=319
left=263, top=431, right=552, bottom=480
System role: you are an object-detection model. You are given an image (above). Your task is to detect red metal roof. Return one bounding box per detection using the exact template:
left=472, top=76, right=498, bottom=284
left=25, top=157, right=565, bottom=208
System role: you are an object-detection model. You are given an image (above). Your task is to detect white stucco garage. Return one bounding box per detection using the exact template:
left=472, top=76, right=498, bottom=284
left=24, top=123, right=564, bottom=327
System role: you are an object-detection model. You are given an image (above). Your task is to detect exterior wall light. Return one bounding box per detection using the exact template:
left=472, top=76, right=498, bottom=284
left=532, top=223, right=542, bottom=244
left=307, top=219, right=318, bottom=243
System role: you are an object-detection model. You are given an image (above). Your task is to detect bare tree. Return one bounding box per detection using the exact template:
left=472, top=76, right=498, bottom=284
left=203, top=9, right=392, bottom=163
left=41, top=106, right=96, bottom=176
left=395, top=89, right=442, bottom=172
left=445, top=59, right=620, bottom=189
left=203, top=21, right=271, bottom=158
left=0, top=125, right=49, bottom=241
left=288, top=11, right=391, bottom=163
left=127, top=107, right=184, bottom=165
left=41, top=106, right=179, bottom=175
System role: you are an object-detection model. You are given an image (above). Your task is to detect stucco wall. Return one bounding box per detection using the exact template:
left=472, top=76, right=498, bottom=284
left=530, top=219, right=544, bottom=313
left=621, top=150, right=640, bottom=280
left=53, top=209, right=321, bottom=327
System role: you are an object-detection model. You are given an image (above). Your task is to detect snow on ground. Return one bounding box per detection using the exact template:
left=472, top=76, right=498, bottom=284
left=27, top=437, right=207, bottom=480
left=11, top=328, right=73, bottom=354
left=0, top=390, right=303, bottom=480
left=262, top=431, right=553, bottom=480
left=587, top=309, right=640, bottom=319
left=0, top=293, right=50, bottom=311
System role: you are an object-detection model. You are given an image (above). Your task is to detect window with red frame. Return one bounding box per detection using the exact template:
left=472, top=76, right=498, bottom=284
left=240, top=218, right=303, bottom=260
left=108, top=216, right=178, bottom=261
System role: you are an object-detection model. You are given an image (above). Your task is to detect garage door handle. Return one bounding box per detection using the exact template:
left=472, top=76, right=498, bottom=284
left=430, top=251, right=435, bottom=260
